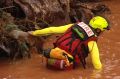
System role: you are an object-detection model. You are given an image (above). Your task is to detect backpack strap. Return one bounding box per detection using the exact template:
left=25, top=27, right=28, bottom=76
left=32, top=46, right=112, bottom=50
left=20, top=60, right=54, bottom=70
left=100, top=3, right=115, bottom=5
left=72, top=22, right=95, bottom=41
left=77, top=51, right=86, bottom=69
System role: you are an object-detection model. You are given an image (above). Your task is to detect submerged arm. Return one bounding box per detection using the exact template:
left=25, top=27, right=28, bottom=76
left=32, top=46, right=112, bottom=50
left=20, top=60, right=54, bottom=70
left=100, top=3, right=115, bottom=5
left=88, top=41, right=102, bottom=70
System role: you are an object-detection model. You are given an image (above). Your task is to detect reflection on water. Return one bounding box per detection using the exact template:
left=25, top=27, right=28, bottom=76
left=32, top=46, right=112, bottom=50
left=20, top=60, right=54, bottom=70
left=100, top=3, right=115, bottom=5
left=0, top=0, right=120, bottom=79
left=90, top=70, right=102, bottom=79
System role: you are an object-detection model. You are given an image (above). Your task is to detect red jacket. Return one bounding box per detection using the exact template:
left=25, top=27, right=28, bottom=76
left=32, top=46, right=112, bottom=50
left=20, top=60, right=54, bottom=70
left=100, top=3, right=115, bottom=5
left=54, top=22, right=97, bottom=68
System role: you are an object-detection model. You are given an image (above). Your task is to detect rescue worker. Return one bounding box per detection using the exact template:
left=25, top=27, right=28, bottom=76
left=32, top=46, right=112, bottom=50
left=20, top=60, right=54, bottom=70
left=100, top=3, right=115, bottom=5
left=28, top=16, right=110, bottom=70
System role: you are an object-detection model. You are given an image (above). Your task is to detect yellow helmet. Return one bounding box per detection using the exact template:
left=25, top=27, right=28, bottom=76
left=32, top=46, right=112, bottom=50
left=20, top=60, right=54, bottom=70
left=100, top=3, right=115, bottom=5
left=89, top=16, right=109, bottom=31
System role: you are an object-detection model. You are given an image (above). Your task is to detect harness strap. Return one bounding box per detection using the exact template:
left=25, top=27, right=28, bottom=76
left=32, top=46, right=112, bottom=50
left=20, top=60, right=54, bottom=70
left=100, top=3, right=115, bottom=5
left=57, top=36, right=71, bottom=46
left=65, top=33, right=76, bottom=52
left=78, top=52, right=86, bottom=69
left=55, top=29, right=71, bottom=45
left=72, top=42, right=86, bottom=69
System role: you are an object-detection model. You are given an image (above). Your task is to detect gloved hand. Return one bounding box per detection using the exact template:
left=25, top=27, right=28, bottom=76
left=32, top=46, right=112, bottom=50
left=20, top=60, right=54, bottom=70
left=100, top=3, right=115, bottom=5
left=28, top=31, right=34, bottom=35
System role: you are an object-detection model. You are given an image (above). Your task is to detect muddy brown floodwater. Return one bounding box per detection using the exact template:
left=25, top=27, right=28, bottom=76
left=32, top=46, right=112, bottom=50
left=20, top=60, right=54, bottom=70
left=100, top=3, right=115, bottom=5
left=0, top=0, right=120, bottom=79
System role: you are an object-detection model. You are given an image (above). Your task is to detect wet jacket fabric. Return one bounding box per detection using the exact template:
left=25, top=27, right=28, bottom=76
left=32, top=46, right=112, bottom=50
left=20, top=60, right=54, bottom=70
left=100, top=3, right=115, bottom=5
left=31, top=22, right=102, bottom=69
left=54, top=22, right=97, bottom=68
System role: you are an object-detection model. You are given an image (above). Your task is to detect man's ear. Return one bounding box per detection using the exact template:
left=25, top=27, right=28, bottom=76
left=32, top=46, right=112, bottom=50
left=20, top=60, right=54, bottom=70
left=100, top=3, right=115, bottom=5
left=96, top=28, right=101, bottom=33
left=95, top=28, right=102, bottom=36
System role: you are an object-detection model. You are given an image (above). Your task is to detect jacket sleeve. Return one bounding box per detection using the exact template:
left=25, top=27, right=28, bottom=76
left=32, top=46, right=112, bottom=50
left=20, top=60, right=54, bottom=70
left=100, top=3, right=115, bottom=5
left=88, top=41, right=102, bottom=70
left=32, top=24, right=73, bottom=36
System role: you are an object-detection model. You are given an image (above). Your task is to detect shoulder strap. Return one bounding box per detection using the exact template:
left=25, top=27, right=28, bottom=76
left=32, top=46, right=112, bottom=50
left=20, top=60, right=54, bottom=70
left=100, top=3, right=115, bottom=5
left=77, top=22, right=95, bottom=37
left=72, top=42, right=87, bottom=69
left=72, top=22, right=95, bottom=41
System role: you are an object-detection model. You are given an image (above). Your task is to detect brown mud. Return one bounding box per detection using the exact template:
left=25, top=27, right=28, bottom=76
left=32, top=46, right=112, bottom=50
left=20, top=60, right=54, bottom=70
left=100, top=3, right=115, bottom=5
left=0, top=0, right=120, bottom=79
